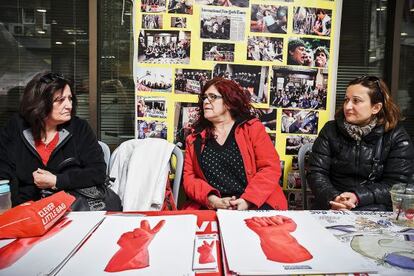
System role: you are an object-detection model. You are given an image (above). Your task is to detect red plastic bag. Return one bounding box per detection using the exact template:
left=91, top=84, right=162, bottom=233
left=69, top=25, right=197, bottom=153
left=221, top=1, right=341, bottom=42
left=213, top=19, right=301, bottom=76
left=0, top=191, right=75, bottom=239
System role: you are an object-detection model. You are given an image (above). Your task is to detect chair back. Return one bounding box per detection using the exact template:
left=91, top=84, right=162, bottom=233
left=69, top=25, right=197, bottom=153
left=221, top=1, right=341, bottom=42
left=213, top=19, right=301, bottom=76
left=171, top=145, right=183, bottom=204
left=98, top=141, right=111, bottom=174
left=298, top=143, right=313, bottom=210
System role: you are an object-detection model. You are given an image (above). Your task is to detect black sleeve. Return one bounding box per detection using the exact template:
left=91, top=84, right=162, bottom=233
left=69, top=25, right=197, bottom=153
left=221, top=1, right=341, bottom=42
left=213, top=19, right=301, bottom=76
left=308, top=123, right=341, bottom=209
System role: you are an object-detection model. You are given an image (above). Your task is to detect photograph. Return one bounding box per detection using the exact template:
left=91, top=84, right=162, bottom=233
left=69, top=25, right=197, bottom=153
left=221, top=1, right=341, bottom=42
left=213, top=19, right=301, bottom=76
left=281, top=109, right=319, bottom=134
left=200, top=14, right=230, bottom=40
left=285, top=135, right=315, bottom=155
left=141, top=0, right=167, bottom=12
left=287, top=171, right=301, bottom=189
left=138, top=30, right=191, bottom=64
left=284, top=190, right=304, bottom=210
left=175, top=69, right=212, bottom=94
left=136, top=96, right=167, bottom=118
left=137, top=120, right=167, bottom=139
left=142, top=14, right=163, bottom=29
left=293, top=7, right=332, bottom=36
left=195, top=0, right=249, bottom=8
left=136, top=67, right=173, bottom=92
left=171, top=17, right=187, bottom=28
left=287, top=37, right=330, bottom=67
left=247, top=36, right=283, bottom=62
left=168, top=0, right=193, bottom=14
left=250, top=5, right=288, bottom=34
left=174, top=103, right=199, bottom=149
left=268, top=132, right=276, bottom=146
left=258, top=108, right=276, bottom=131
left=202, top=42, right=234, bottom=62
left=270, top=67, right=328, bottom=110
left=213, top=63, right=269, bottom=103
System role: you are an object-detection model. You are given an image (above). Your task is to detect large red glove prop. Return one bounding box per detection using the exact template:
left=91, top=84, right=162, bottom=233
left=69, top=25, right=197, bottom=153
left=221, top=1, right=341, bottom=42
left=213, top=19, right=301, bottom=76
left=0, top=217, right=72, bottom=269
left=245, top=215, right=313, bottom=263
left=105, top=219, right=165, bottom=272
left=197, top=241, right=215, bottom=264
left=0, top=191, right=75, bottom=238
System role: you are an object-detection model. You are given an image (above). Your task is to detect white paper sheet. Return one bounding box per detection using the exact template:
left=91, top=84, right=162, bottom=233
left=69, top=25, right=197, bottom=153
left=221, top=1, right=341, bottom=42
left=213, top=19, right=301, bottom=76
left=0, top=211, right=106, bottom=276
left=217, top=209, right=377, bottom=275
left=58, top=215, right=197, bottom=276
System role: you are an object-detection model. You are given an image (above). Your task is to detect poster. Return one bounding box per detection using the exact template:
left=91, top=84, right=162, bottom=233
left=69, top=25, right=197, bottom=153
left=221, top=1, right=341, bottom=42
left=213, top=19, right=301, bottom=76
left=311, top=210, right=414, bottom=276
left=133, top=0, right=341, bottom=193
left=58, top=215, right=197, bottom=275
left=0, top=212, right=105, bottom=276
left=217, top=209, right=376, bottom=275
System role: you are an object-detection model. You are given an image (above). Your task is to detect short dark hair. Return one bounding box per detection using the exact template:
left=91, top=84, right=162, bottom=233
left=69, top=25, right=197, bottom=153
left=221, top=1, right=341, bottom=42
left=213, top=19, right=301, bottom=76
left=316, top=9, right=326, bottom=15
left=288, top=38, right=306, bottom=53
left=19, top=71, right=76, bottom=140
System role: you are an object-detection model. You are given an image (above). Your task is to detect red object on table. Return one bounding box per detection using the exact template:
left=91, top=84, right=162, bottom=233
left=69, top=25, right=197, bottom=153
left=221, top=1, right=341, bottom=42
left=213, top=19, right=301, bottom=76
left=245, top=215, right=313, bottom=263
left=0, top=191, right=75, bottom=239
left=104, top=219, right=165, bottom=272
left=198, top=240, right=216, bottom=264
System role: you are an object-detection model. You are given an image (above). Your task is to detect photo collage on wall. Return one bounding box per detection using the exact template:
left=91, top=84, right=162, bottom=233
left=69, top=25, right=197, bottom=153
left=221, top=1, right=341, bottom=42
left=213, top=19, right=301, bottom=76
left=134, top=0, right=338, bottom=205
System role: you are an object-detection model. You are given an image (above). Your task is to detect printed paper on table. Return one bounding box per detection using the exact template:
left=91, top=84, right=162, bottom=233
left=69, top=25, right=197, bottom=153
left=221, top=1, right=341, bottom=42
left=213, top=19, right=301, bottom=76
left=217, top=209, right=377, bottom=275
left=310, top=210, right=414, bottom=276
left=58, top=214, right=197, bottom=275
left=0, top=211, right=105, bottom=276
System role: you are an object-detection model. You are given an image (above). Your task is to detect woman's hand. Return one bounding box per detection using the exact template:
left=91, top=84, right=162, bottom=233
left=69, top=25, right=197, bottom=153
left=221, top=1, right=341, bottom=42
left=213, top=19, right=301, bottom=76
left=230, top=198, right=252, bottom=210
left=207, top=195, right=235, bottom=210
left=329, top=192, right=358, bottom=210
left=32, top=168, right=57, bottom=190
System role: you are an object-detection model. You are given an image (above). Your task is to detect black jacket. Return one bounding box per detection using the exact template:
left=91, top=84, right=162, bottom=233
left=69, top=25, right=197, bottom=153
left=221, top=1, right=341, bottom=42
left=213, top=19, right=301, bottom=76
left=309, top=117, right=414, bottom=210
left=0, top=115, right=106, bottom=206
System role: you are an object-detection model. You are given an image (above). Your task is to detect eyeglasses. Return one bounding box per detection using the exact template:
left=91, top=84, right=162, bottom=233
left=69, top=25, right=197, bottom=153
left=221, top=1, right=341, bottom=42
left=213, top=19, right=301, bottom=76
left=200, top=93, right=223, bottom=102
left=40, top=73, right=65, bottom=84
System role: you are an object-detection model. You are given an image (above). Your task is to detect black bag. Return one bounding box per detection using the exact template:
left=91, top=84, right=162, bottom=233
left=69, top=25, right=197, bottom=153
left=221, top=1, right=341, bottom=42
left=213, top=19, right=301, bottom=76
left=68, top=176, right=122, bottom=211
left=55, top=157, right=122, bottom=211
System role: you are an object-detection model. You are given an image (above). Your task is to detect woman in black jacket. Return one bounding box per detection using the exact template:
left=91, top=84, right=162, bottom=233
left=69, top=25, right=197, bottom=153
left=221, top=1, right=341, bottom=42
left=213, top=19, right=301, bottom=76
left=0, top=71, right=106, bottom=206
left=309, top=76, right=414, bottom=211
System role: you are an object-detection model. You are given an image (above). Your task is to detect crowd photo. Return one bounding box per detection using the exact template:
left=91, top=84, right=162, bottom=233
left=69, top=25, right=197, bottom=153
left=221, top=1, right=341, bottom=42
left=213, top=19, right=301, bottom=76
left=174, top=69, right=212, bottom=94
left=138, top=30, right=191, bottom=64
left=270, top=67, right=328, bottom=109
left=285, top=135, right=315, bottom=155
left=287, top=37, right=330, bottom=68
left=136, top=96, right=167, bottom=118
left=136, top=67, right=173, bottom=92
left=293, top=7, right=332, bottom=36
left=281, top=109, right=319, bottom=135
left=137, top=120, right=167, bottom=139
left=213, top=63, right=269, bottom=103
left=140, top=0, right=166, bottom=12
left=247, top=36, right=283, bottom=62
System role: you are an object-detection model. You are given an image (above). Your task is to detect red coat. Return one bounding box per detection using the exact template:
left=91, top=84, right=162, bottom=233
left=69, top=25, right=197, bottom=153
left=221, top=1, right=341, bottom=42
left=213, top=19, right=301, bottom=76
left=183, top=118, right=287, bottom=210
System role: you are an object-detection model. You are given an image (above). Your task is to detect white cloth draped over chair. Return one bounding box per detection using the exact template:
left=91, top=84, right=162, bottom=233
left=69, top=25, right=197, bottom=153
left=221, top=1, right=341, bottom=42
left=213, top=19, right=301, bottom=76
left=109, top=138, right=175, bottom=211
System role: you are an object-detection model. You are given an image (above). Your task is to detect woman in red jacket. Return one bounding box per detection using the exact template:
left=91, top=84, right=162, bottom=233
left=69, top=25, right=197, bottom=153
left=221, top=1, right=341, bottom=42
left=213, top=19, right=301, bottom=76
left=183, top=77, right=287, bottom=210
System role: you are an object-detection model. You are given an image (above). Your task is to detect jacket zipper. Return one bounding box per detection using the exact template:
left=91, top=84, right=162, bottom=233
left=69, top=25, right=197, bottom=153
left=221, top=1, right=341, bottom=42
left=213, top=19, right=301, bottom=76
left=21, top=132, right=44, bottom=166
left=355, top=140, right=360, bottom=185
left=48, top=133, right=72, bottom=163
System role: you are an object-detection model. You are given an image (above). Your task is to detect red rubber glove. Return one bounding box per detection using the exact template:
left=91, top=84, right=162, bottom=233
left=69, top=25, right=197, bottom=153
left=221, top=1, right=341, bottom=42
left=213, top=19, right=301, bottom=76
left=245, top=215, right=313, bottom=263
left=105, top=219, right=165, bottom=272
left=0, top=217, right=72, bottom=269
left=197, top=241, right=215, bottom=264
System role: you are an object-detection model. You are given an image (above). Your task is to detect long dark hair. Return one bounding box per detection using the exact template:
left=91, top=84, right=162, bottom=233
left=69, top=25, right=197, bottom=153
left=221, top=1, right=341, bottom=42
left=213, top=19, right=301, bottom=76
left=335, top=75, right=401, bottom=132
left=193, top=77, right=256, bottom=140
left=19, top=71, right=77, bottom=140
